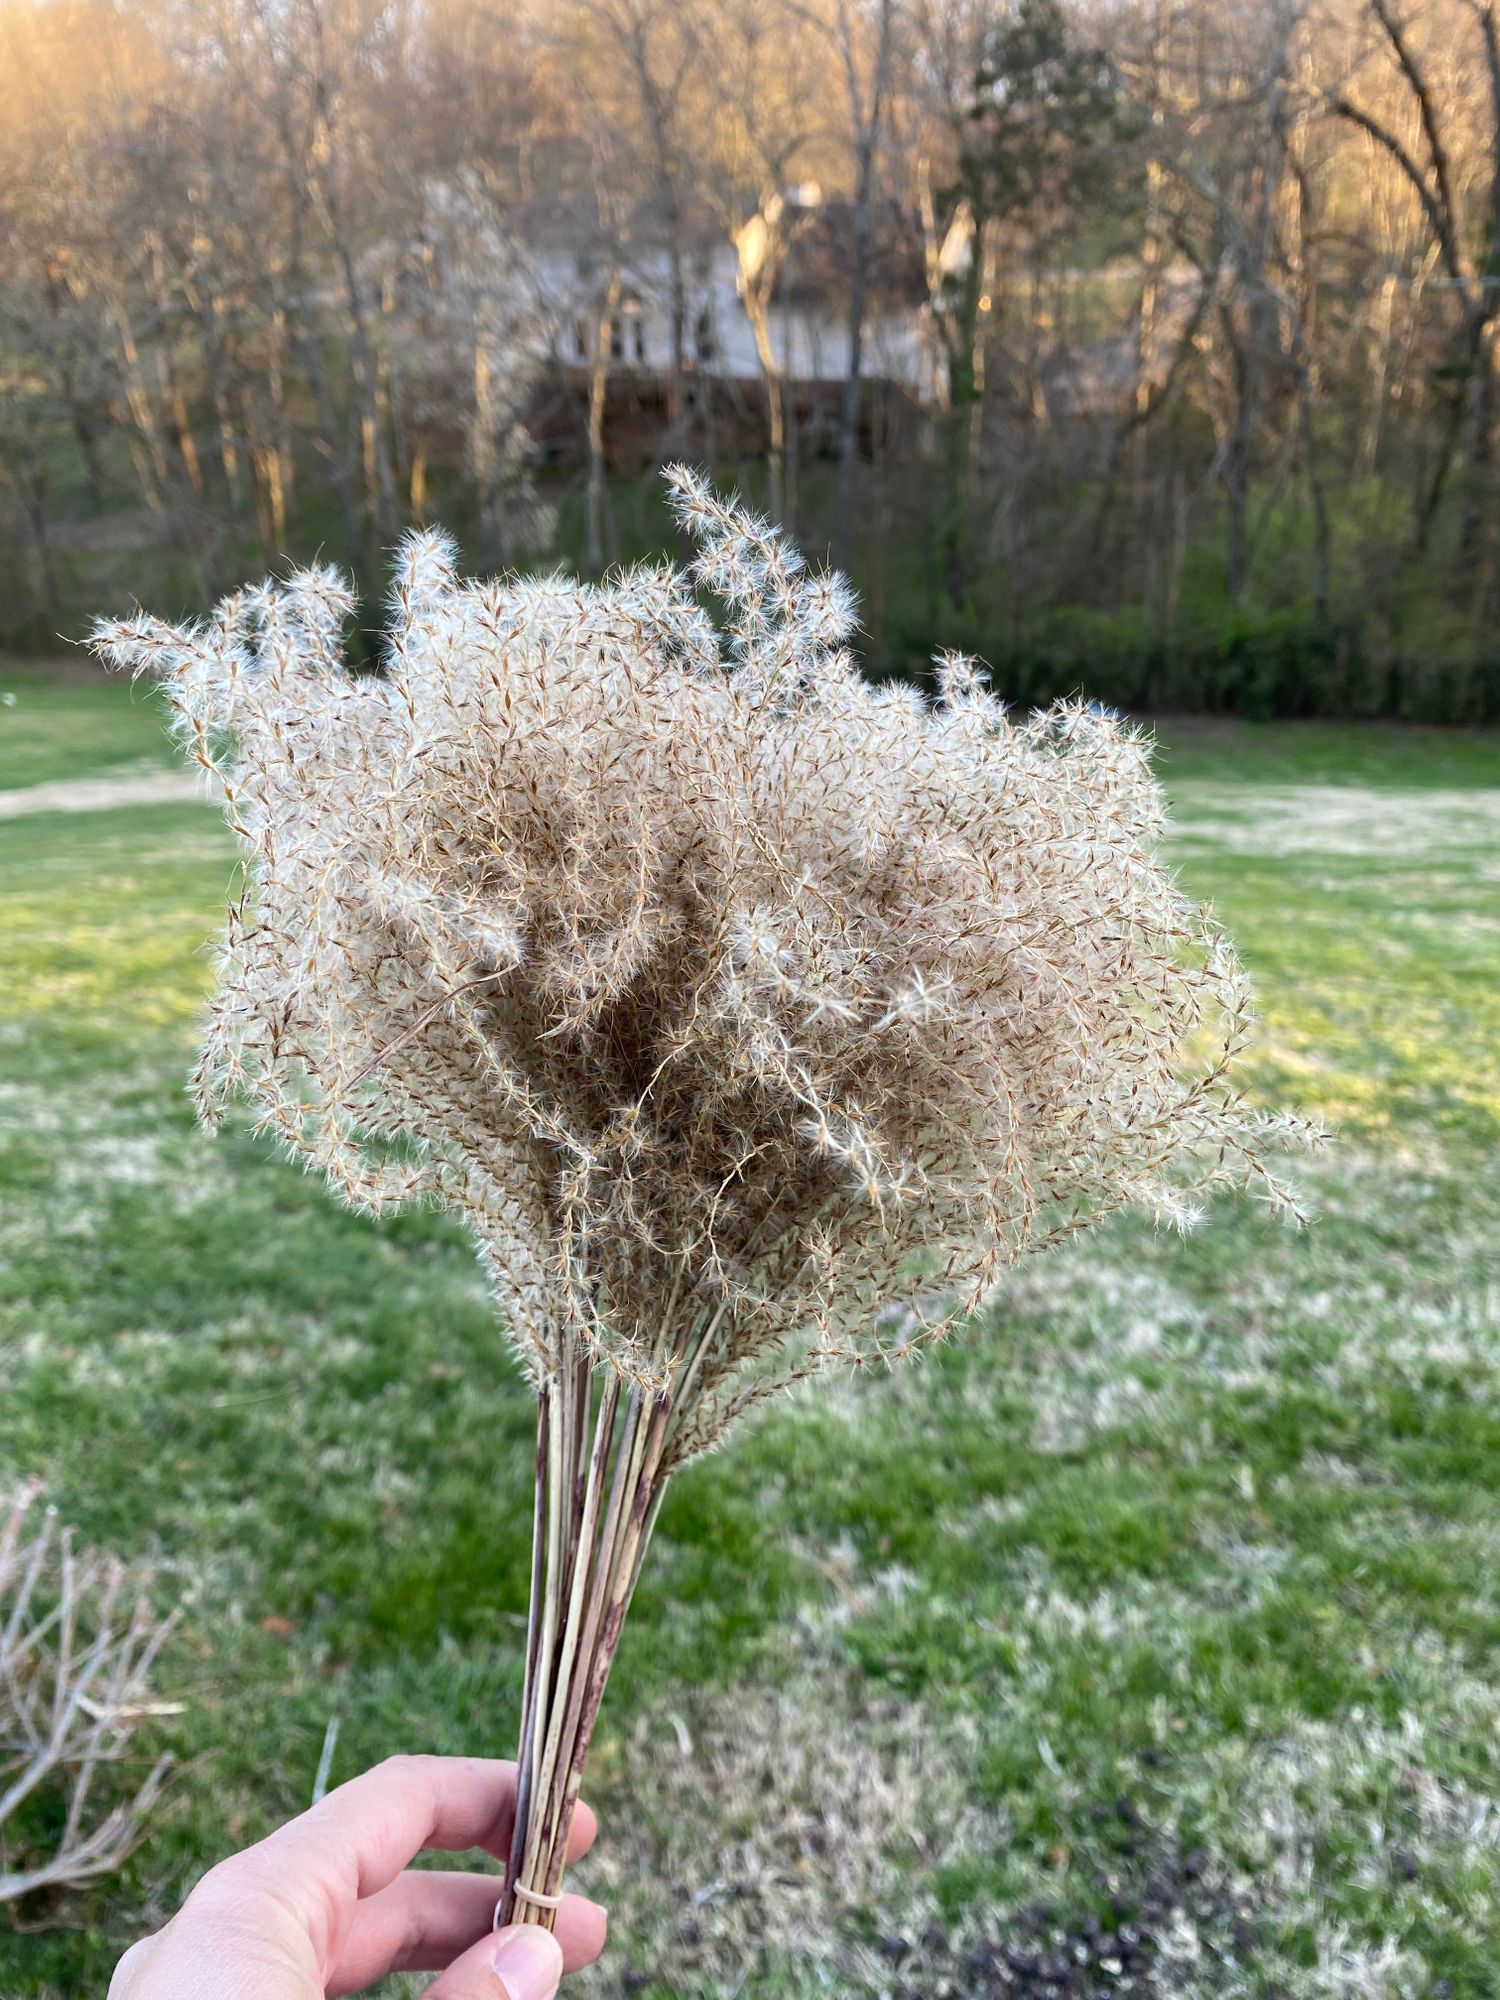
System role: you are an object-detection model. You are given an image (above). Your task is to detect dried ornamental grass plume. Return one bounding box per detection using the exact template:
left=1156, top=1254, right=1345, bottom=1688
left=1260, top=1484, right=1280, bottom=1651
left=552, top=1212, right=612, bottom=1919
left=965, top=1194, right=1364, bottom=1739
left=93, top=467, right=1316, bottom=1929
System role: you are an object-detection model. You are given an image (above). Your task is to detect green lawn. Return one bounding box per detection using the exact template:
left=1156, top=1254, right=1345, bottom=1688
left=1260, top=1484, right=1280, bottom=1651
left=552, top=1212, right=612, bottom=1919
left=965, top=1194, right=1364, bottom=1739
left=2, top=673, right=1498, bottom=1998
left=0, top=666, right=181, bottom=789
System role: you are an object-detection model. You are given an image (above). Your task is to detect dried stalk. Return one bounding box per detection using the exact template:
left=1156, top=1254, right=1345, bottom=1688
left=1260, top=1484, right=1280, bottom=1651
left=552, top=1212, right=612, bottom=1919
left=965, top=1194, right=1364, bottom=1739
left=498, top=1371, right=672, bottom=1927
left=0, top=1484, right=178, bottom=1906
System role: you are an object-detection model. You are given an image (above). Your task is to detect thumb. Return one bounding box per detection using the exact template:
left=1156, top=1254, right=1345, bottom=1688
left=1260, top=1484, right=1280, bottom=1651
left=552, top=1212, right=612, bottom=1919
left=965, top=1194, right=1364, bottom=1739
left=423, top=1923, right=564, bottom=2000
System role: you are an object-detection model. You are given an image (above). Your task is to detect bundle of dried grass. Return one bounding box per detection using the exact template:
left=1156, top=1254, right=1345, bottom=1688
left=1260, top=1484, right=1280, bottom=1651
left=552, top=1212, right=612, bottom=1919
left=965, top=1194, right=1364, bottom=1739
left=94, top=469, right=1312, bottom=1928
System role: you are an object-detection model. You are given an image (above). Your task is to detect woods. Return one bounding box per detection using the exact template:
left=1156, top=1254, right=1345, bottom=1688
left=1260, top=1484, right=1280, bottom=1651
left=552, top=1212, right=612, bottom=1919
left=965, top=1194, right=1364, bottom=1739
left=3, top=0, right=1500, bottom=720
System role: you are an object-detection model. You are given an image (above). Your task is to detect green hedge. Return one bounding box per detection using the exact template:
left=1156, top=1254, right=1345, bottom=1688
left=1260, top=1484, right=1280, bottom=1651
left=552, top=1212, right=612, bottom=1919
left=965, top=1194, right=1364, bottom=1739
left=881, top=604, right=1500, bottom=724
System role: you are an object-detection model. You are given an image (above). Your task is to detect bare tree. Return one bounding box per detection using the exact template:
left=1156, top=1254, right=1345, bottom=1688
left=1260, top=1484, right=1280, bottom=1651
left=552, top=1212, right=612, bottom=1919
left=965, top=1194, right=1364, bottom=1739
left=823, top=0, right=902, bottom=567
left=2, top=0, right=1499, bottom=717
left=695, top=0, right=824, bottom=522
left=734, top=193, right=798, bottom=522
left=574, top=0, right=701, bottom=437
left=938, top=0, right=1126, bottom=604
left=1201, top=2, right=1303, bottom=603
left=1334, top=0, right=1500, bottom=571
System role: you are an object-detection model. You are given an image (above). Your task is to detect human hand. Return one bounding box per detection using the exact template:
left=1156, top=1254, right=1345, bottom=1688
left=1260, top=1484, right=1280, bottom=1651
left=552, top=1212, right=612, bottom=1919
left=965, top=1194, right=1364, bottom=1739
left=108, top=1755, right=608, bottom=1999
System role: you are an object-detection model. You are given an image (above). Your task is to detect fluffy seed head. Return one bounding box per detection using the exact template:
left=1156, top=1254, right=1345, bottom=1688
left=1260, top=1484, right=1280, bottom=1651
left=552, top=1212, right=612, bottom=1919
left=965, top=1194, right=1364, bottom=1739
left=93, top=469, right=1315, bottom=1462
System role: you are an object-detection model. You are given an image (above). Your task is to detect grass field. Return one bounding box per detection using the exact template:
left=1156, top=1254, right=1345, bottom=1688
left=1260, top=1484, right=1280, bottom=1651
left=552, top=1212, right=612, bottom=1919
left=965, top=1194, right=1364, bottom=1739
left=1, top=669, right=1497, bottom=1999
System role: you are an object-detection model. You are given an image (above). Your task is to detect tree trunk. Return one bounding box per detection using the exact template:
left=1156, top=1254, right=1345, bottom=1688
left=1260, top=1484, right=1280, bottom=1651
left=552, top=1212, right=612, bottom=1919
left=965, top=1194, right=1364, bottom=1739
left=204, top=296, right=243, bottom=506
left=1457, top=316, right=1496, bottom=572
left=585, top=275, right=623, bottom=576
left=942, top=233, right=986, bottom=609
left=667, top=237, right=687, bottom=437
left=744, top=279, right=786, bottom=523
left=832, top=0, right=893, bottom=572
left=108, top=303, right=171, bottom=515
left=12, top=463, right=59, bottom=611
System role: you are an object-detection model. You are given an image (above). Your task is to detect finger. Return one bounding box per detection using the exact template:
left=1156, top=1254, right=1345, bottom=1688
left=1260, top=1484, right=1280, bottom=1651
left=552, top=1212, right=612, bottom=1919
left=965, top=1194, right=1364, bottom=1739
left=252, top=1756, right=598, bottom=1904
left=327, top=1871, right=607, bottom=1995
left=107, top=1937, right=154, bottom=1998
left=423, top=1924, right=563, bottom=2000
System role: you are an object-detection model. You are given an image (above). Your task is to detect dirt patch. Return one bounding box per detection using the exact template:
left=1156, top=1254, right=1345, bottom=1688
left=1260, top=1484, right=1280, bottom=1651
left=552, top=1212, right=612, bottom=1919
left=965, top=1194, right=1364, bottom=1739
left=873, top=1815, right=1258, bottom=1999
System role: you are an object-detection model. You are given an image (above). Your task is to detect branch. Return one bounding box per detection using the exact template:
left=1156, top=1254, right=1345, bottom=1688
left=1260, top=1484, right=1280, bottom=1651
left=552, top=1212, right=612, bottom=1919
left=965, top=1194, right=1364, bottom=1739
left=1466, top=0, right=1500, bottom=311
left=1332, top=94, right=1473, bottom=302
left=0, top=1485, right=180, bottom=1909
left=1370, top=0, right=1463, bottom=256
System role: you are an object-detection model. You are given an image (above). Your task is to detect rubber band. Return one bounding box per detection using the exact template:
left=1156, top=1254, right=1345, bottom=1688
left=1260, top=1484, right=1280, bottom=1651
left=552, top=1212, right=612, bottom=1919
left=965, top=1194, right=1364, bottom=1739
left=494, top=1882, right=565, bottom=1928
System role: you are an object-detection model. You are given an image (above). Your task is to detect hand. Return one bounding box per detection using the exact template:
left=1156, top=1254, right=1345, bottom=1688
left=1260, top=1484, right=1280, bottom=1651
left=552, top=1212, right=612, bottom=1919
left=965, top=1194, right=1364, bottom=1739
left=108, top=1755, right=608, bottom=1999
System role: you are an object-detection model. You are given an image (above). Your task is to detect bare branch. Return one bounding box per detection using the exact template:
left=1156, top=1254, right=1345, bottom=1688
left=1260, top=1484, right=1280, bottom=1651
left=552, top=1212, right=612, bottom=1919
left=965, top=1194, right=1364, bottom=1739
left=1332, top=93, right=1470, bottom=298
left=0, top=1485, right=179, bottom=1908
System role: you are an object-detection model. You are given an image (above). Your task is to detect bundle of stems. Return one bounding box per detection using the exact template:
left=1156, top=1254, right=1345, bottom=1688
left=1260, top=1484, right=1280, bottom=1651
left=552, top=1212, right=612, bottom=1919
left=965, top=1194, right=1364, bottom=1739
left=499, top=1368, right=665, bottom=1925
left=503, top=1227, right=809, bottom=1923
left=94, top=468, right=1316, bottom=1930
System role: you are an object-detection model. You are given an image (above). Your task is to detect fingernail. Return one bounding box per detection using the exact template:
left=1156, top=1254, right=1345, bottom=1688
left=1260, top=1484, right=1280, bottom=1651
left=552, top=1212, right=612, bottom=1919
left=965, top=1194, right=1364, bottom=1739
left=488, top=1923, right=564, bottom=2000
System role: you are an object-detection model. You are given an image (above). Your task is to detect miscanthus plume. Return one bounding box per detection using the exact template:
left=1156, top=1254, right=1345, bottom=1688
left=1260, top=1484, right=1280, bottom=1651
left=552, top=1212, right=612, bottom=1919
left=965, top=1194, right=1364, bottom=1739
left=94, top=469, right=1314, bottom=1927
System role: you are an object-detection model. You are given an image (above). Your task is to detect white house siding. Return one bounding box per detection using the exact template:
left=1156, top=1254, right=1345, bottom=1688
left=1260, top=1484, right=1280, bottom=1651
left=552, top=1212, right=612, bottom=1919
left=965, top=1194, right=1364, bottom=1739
left=525, top=244, right=933, bottom=399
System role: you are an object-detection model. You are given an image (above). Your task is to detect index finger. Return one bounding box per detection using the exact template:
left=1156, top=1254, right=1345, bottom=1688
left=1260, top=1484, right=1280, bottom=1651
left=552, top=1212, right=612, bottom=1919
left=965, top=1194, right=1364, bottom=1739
left=253, top=1756, right=598, bottom=1904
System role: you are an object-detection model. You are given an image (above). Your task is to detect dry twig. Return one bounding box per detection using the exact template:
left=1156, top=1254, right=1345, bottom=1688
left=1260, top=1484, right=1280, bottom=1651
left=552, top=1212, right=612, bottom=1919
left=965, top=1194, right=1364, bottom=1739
left=0, top=1483, right=178, bottom=1907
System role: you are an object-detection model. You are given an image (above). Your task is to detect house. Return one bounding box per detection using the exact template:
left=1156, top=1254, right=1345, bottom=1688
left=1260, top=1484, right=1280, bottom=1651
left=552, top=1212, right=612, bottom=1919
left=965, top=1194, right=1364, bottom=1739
left=504, top=189, right=936, bottom=468
left=381, top=178, right=1188, bottom=474
left=524, top=190, right=931, bottom=389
